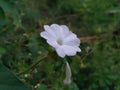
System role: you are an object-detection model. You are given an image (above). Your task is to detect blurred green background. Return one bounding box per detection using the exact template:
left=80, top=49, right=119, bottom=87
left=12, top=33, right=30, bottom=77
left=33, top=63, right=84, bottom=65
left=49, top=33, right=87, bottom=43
left=0, top=0, right=120, bottom=90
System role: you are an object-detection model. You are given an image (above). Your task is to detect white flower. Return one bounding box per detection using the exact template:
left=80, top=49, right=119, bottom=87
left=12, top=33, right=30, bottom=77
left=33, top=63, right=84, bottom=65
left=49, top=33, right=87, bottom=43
left=64, top=61, right=72, bottom=85
left=40, top=24, right=81, bottom=58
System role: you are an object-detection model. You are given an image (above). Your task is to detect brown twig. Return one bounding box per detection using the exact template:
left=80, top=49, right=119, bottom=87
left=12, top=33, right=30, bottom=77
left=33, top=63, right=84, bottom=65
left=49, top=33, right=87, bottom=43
left=79, top=33, right=108, bottom=43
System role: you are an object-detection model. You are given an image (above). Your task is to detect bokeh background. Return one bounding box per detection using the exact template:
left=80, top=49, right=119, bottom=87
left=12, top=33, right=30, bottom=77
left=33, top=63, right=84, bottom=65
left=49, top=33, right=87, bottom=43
left=0, top=0, right=120, bottom=90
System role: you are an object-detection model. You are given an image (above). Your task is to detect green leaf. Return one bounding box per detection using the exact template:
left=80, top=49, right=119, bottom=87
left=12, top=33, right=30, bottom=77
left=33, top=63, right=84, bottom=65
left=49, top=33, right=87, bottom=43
left=0, top=7, right=5, bottom=26
left=64, top=83, right=79, bottom=90
left=0, top=47, right=6, bottom=58
left=0, top=63, right=31, bottom=90
left=37, top=84, right=47, bottom=90
left=0, top=0, right=21, bottom=26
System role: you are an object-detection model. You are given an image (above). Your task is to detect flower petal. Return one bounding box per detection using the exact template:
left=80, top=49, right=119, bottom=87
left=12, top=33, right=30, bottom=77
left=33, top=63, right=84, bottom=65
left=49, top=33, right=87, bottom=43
left=50, top=24, right=64, bottom=39
left=61, top=25, right=69, bottom=32
left=64, top=32, right=77, bottom=41
left=73, top=46, right=81, bottom=52
left=50, top=24, right=61, bottom=31
left=47, top=40, right=59, bottom=48
left=40, top=31, right=55, bottom=40
left=44, top=25, right=56, bottom=38
left=64, top=38, right=80, bottom=47
left=61, top=25, right=70, bottom=37
left=62, top=45, right=76, bottom=56
left=56, top=47, right=65, bottom=58
left=63, top=31, right=80, bottom=47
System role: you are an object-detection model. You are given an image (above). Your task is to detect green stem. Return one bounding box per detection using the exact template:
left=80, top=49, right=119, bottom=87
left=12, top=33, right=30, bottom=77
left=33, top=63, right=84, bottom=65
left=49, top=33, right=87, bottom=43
left=17, top=52, right=48, bottom=76
left=63, top=57, right=68, bottom=64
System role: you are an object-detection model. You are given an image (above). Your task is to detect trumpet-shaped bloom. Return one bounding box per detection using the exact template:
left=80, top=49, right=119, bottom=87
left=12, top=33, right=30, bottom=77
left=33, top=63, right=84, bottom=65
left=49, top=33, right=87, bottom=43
left=64, top=61, right=72, bottom=85
left=40, top=24, right=81, bottom=58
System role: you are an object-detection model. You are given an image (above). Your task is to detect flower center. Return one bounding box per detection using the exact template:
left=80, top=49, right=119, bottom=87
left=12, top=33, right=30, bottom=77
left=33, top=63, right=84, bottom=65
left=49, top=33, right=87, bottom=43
left=57, top=39, right=63, bottom=45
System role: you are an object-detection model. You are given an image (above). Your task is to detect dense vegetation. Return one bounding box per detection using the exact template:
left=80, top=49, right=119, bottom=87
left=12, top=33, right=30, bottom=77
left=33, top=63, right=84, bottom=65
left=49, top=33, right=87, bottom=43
left=0, top=0, right=120, bottom=90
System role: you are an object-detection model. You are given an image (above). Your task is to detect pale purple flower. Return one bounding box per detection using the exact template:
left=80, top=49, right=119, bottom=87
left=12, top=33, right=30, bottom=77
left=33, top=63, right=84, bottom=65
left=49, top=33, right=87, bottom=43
left=64, top=61, right=72, bottom=85
left=40, top=24, right=81, bottom=58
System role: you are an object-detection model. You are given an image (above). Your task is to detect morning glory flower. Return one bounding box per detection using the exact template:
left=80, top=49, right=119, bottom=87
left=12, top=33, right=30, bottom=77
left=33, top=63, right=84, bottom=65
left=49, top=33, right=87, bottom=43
left=40, top=24, right=81, bottom=58
left=64, top=61, right=72, bottom=85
